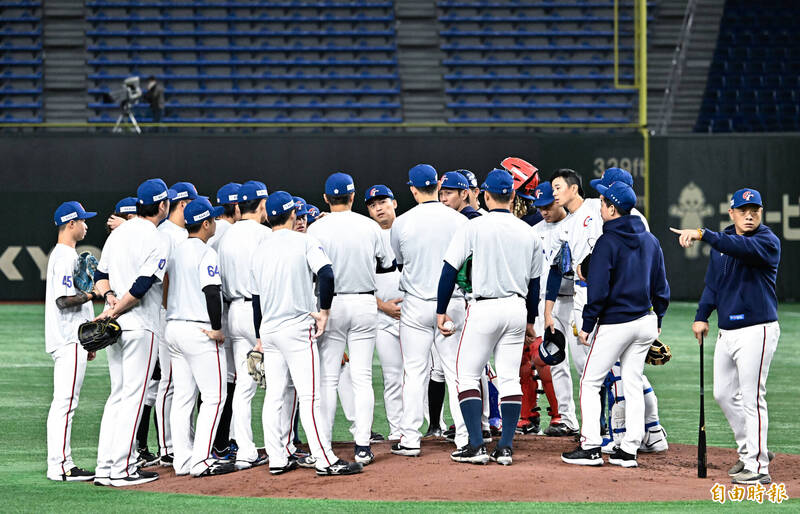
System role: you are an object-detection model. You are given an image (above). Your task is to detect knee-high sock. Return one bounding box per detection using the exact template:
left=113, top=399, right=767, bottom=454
left=428, top=379, right=446, bottom=430
left=458, top=393, right=483, bottom=448
left=213, top=382, right=236, bottom=451
left=137, top=405, right=152, bottom=449
left=499, top=399, right=522, bottom=449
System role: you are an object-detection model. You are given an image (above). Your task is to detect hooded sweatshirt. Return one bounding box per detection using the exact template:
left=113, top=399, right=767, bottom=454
left=695, top=224, right=780, bottom=330
left=582, top=215, right=670, bottom=333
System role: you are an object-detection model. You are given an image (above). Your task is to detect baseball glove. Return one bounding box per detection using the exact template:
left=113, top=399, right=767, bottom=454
left=646, top=339, right=672, bottom=365
left=78, top=318, right=122, bottom=352
left=456, top=255, right=473, bottom=293
left=73, top=251, right=98, bottom=294
left=246, top=350, right=266, bottom=389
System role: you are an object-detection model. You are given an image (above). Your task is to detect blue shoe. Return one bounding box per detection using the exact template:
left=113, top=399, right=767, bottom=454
left=212, top=444, right=236, bottom=461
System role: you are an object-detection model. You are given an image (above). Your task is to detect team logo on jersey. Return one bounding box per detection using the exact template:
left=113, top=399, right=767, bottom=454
left=583, top=216, right=592, bottom=227
left=742, top=191, right=754, bottom=201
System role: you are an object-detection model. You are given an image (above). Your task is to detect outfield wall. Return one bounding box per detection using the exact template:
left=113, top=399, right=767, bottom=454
left=1, top=133, right=797, bottom=302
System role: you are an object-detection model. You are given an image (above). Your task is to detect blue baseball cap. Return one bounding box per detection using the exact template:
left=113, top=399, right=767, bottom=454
left=306, top=204, right=321, bottom=223
left=184, top=196, right=223, bottom=226
left=137, top=178, right=169, bottom=205
left=481, top=169, right=514, bottom=195
left=239, top=180, right=268, bottom=202
left=407, top=164, right=437, bottom=188
left=730, top=188, right=763, bottom=209
left=114, top=196, right=138, bottom=214
left=590, top=167, right=634, bottom=191
left=54, top=201, right=97, bottom=226
left=293, top=196, right=309, bottom=216
left=441, top=171, right=470, bottom=190
left=595, top=182, right=637, bottom=212
left=532, top=181, right=556, bottom=207
left=325, top=172, right=355, bottom=196
left=167, top=188, right=179, bottom=201
left=459, top=169, right=479, bottom=189
left=266, top=191, right=297, bottom=217
left=365, top=184, right=394, bottom=202
left=170, top=181, right=198, bottom=202
left=216, top=182, right=241, bottom=205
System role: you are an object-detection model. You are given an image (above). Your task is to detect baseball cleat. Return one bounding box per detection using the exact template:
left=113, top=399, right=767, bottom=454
left=135, top=447, right=160, bottom=468
left=639, top=427, right=668, bottom=453
left=390, top=443, right=421, bottom=457
left=370, top=432, right=385, bottom=443
left=235, top=449, right=268, bottom=470
left=728, top=451, right=774, bottom=476
left=93, top=476, right=111, bottom=487
left=316, top=459, right=363, bottom=476
left=602, top=440, right=617, bottom=455
left=423, top=427, right=443, bottom=438
left=110, top=470, right=160, bottom=487
left=450, top=445, right=489, bottom=465
left=515, top=419, right=542, bottom=435
left=731, top=470, right=771, bottom=485
left=296, top=455, right=317, bottom=468
left=49, top=466, right=95, bottom=482
left=193, top=461, right=237, bottom=478
left=354, top=446, right=374, bottom=465
left=443, top=426, right=456, bottom=442
left=290, top=449, right=310, bottom=459
left=561, top=445, right=603, bottom=466
left=212, top=444, right=237, bottom=461
left=608, top=447, right=638, bottom=468
left=544, top=422, right=578, bottom=437
left=158, top=454, right=174, bottom=467
left=269, top=459, right=299, bottom=476
left=489, top=447, right=513, bottom=466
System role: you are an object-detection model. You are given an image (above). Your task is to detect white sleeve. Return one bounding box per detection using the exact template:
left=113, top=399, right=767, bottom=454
left=443, top=223, right=472, bottom=269
left=374, top=224, right=393, bottom=268
left=138, top=235, right=169, bottom=281
left=306, top=235, right=333, bottom=274
left=632, top=207, right=650, bottom=232
left=389, top=219, right=403, bottom=265
left=52, top=255, right=77, bottom=298
left=97, top=232, right=113, bottom=274
left=199, top=248, right=222, bottom=289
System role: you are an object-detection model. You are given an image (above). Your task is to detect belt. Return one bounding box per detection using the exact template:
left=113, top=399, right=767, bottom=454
left=232, top=297, right=252, bottom=302
left=575, top=280, right=587, bottom=287
left=475, top=294, right=523, bottom=302
left=333, top=291, right=375, bottom=296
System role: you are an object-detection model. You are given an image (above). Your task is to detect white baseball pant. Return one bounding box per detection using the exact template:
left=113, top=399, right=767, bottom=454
left=570, top=284, right=590, bottom=378
left=375, top=326, right=404, bottom=438
left=713, top=321, right=779, bottom=475
left=261, top=318, right=339, bottom=470
left=317, top=294, right=377, bottom=447
left=46, top=343, right=88, bottom=479
left=96, top=329, right=157, bottom=479
left=399, top=294, right=468, bottom=449
left=580, top=313, right=657, bottom=455
left=154, top=308, right=173, bottom=457
left=337, top=360, right=357, bottom=439
left=227, top=299, right=260, bottom=462
left=166, top=320, right=227, bottom=476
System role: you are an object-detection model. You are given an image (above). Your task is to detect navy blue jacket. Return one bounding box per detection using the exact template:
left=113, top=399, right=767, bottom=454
left=695, top=224, right=780, bottom=330
left=460, top=205, right=482, bottom=219
left=582, top=215, right=670, bottom=333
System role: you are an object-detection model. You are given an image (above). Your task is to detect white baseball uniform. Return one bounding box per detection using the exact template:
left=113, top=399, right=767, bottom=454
left=208, top=218, right=236, bottom=386
left=443, top=211, right=542, bottom=412
left=95, top=217, right=167, bottom=480
left=374, top=227, right=404, bottom=439
left=153, top=219, right=187, bottom=458
left=165, top=237, right=227, bottom=476
left=306, top=210, right=392, bottom=448
left=391, top=201, right=469, bottom=450
left=45, top=244, right=94, bottom=480
left=532, top=216, right=579, bottom=431
left=249, top=228, right=340, bottom=470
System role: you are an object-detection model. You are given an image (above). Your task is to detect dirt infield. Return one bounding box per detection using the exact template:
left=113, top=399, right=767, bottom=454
left=136, top=437, right=800, bottom=502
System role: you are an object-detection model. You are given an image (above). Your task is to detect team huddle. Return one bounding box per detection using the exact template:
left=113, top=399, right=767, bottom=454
left=44, top=159, right=782, bottom=487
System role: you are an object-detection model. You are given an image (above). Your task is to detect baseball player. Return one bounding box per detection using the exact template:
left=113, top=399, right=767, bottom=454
left=164, top=197, right=236, bottom=477
left=293, top=196, right=309, bottom=233
left=306, top=172, right=393, bottom=466
left=461, top=170, right=487, bottom=215
left=439, top=171, right=481, bottom=219
left=106, top=196, right=138, bottom=233
left=92, top=178, right=170, bottom=486
left=390, top=164, right=469, bottom=457
left=306, top=204, right=321, bottom=226
left=153, top=181, right=197, bottom=466
left=365, top=184, right=404, bottom=441
left=207, top=182, right=241, bottom=460
left=562, top=181, right=669, bottom=468
left=45, top=202, right=98, bottom=482
left=216, top=180, right=272, bottom=469
left=250, top=191, right=363, bottom=476
left=671, top=187, right=780, bottom=485
left=437, top=169, right=543, bottom=465
left=528, top=181, right=579, bottom=437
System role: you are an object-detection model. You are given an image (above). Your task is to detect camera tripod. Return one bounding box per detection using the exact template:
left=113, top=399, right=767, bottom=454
left=113, top=101, right=141, bottom=134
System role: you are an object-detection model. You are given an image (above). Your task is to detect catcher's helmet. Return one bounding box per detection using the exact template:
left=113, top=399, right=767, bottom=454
left=539, top=327, right=566, bottom=365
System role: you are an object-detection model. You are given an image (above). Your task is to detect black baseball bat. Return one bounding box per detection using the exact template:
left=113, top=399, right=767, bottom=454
left=698, top=333, right=707, bottom=478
